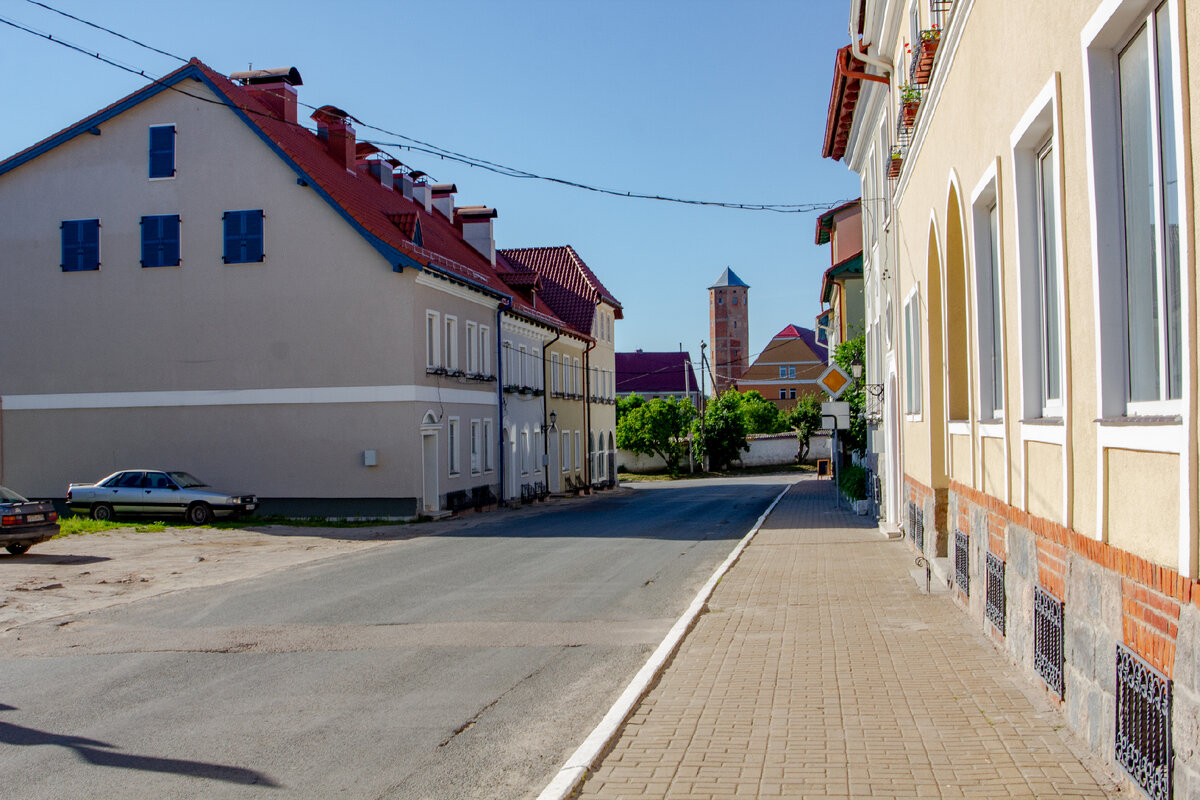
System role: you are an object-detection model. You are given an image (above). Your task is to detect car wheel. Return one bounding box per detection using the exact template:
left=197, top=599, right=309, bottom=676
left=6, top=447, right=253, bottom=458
left=186, top=502, right=213, bottom=525
left=91, top=503, right=114, bottom=521
left=5, top=542, right=30, bottom=555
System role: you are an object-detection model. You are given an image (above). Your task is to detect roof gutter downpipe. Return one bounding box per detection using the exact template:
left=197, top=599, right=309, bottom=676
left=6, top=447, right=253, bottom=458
left=497, top=296, right=513, bottom=505
left=849, top=1, right=893, bottom=79
left=542, top=328, right=561, bottom=480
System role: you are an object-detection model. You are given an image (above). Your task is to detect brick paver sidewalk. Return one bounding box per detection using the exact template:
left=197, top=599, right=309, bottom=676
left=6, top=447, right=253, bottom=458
left=577, top=478, right=1125, bottom=800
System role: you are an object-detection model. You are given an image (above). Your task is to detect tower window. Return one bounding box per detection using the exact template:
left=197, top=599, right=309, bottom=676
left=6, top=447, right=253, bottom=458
left=732, top=295, right=738, bottom=305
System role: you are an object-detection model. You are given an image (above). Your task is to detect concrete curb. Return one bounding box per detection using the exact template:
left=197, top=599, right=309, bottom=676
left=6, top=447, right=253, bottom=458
left=534, top=480, right=795, bottom=800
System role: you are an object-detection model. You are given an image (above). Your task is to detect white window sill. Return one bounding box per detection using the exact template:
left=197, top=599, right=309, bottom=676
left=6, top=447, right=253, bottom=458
left=1019, top=418, right=1065, bottom=445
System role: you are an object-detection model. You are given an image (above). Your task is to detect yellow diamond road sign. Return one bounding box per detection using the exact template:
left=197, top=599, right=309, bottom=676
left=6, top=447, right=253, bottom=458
left=818, top=363, right=852, bottom=399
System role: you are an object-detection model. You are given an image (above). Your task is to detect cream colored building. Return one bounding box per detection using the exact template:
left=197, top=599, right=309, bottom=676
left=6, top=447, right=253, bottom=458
left=0, top=60, right=622, bottom=517
left=827, top=1, right=1200, bottom=794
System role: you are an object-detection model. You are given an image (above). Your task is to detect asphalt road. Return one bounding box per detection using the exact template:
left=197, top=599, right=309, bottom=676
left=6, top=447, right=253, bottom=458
left=0, top=475, right=794, bottom=799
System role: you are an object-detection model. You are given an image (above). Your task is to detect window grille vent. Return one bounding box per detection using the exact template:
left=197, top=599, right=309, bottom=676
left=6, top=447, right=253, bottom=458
left=1115, top=644, right=1172, bottom=800
left=985, top=551, right=1005, bottom=634
left=954, top=529, right=969, bottom=596
left=915, top=507, right=925, bottom=553
left=908, top=501, right=916, bottom=544
left=1033, top=586, right=1064, bottom=697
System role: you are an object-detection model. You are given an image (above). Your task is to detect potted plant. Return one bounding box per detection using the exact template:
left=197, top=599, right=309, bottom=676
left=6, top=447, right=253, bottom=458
left=899, top=83, right=921, bottom=125
left=915, top=26, right=940, bottom=82
left=888, top=146, right=903, bottom=178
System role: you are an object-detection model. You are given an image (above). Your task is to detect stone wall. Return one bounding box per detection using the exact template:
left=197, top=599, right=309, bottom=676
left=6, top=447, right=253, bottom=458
left=617, top=433, right=831, bottom=473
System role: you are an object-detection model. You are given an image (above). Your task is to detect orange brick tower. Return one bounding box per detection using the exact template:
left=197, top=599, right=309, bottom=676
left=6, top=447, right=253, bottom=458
left=708, top=267, right=750, bottom=394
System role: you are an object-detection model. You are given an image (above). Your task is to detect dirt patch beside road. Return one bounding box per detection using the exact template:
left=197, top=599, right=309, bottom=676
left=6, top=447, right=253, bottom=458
left=0, top=523, right=418, bottom=633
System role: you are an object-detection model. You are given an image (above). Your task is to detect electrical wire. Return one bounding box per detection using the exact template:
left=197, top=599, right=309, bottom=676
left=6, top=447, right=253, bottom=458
left=9, top=1, right=848, bottom=214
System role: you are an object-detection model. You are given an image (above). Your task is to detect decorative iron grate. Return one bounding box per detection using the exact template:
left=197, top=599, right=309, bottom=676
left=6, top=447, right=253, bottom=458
left=985, top=552, right=1005, bottom=634
left=954, top=529, right=969, bottom=596
left=1116, top=644, right=1172, bottom=800
left=915, top=507, right=925, bottom=553
left=1034, top=586, right=1064, bottom=697
left=908, top=501, right=916, bottom=543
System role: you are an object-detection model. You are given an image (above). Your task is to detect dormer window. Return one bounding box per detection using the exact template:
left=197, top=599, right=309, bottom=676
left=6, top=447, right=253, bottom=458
left=148, top=125, right=175, bottom=179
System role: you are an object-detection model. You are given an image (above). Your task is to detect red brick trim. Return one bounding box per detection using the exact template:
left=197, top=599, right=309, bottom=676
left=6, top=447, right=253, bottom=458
left=949, top=479, right=1193, bottom=678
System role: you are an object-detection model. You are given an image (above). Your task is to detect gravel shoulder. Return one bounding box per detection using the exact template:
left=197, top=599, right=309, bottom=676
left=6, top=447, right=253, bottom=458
left=0, top=523, right=417, bottom=633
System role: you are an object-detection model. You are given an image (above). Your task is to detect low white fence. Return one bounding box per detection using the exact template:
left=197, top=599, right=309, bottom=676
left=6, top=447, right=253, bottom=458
left=617, top=432, right=831, bottom=473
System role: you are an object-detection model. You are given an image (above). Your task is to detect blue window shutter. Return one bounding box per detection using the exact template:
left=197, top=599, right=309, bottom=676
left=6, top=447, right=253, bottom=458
left=140, top=216, right=153, bottom=266
left=141, top=215, right=181, bottom=267
left=223, top=210, right=263, bottom=263
left=148, top=125, right=175, bottom=178
left=245, top=210, right=264, bottom=261
left=162, top=215, right=180, bottom=266
left=61, top=219, right=99, bottom=271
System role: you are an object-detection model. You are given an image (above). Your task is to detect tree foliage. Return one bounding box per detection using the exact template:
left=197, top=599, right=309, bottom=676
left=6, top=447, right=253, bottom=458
left=831, top=333, right=867, bottom=454
left=786, top=392, right=823, bottom=461
left=738, top=390, right=788, bottom=435
left=693, top=389, right=750, bottom=470
left=615, top=396, right=697, bottom=473
left=616, top=393, right=645, bottom=426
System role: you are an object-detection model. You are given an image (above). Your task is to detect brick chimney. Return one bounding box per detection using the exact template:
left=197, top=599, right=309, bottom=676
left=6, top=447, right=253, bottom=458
left=431, top=183, right=457, bottom=219
left=456, top=206, right=498, bottom=265
left=311, top=105, right=356, bottom=171
left=230, top=67, right=303, bottom=124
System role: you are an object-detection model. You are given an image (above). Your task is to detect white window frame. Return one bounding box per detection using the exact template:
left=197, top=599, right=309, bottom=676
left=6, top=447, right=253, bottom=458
left=447, top=416, right=460, bottom=476
left=483, top=418, right=493, bottom=471
left=1010, top=77, right=1067, bottom=421
left=480, top=325, right=491, bottom=376
left=573, top=359, right=581, bottom=396
left=518, top=344, right=528, bottom=387
left=971, top=163, right=1006, bottom=421
left=534, top=429, right=543, bottom=474
left=465, top=321, right=478, bottom=374
left=470, top=419, right=481, bottom=474
left=904, top=284, right=923, bottom=419
left=426, top=311, right=440, bottom=369
left=444, top=315, right=458, bottom=371
left=574, top=431, right=581, bottom=470
left=503, top=340, right=513, bottom=383
left=551, top=353, right=560, bottom=394
left=561, top=431, right=570, bottom=473
left=1084, top=0, right=1187, bottom=419
left=520, top=428, right=529, bottom=475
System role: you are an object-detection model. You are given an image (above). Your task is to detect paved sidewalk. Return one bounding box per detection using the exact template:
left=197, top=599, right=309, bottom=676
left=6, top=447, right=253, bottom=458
left=576, top=478, right=1126, bottom=800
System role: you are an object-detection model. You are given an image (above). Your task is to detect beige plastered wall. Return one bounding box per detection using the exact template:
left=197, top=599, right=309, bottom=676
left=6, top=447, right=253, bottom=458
left=0, top=80, right=498, bottom=501
left=892, top=0, right=1195, bottom=568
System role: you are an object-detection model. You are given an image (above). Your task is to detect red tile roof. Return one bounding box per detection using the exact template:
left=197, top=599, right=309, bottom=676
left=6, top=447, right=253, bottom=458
left=496, top=246, right=622, bottom=338
left=0, top=58, right=582, bottom=334
left=822, top=46, right=866, bottom=162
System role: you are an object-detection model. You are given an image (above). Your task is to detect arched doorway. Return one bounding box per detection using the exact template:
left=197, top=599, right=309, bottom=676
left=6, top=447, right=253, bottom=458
left=420, top=411, right=440, bottom=513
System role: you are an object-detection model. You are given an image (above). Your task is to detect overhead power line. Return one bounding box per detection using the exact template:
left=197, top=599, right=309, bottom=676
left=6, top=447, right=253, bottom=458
left=9, top=1, right=848, bottom=214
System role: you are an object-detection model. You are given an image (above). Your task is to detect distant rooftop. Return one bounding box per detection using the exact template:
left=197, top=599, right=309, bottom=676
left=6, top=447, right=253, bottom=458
left=708, top=267, right=749, bottom=289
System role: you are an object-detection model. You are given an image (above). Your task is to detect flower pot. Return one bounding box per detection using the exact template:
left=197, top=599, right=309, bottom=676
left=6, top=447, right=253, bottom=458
left=901, top=100, right=919, bottom=126
left=888, top=157, right=902, bottom=178
left=915, top=37, right=939, bottom=83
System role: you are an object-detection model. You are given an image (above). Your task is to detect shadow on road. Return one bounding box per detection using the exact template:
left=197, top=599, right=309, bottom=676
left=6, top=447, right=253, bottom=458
left=0, top=554, right=111, bottom=565
left=0, top=704, right=279, bottom=787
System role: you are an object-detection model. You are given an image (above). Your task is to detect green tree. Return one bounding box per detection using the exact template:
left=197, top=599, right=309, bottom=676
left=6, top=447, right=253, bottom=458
left=787, top=392, right=823, bottom=461
left=831, top=333, right=867, bottom=454
left=616, top=396, right=697, bottom=473
left=693, top=389, right=750, bottom=471
left=738, top=390, right=787, bottom=434
left=616, top=393, right=645, bottom=426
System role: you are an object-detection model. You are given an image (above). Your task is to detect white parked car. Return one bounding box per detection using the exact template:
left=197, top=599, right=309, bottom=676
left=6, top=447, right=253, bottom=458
left=67, top=470, right=257, bottom=525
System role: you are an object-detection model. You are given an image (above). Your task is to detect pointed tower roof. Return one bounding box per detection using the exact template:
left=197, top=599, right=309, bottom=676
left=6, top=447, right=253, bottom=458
left=708, top=267, right=749, bottom=289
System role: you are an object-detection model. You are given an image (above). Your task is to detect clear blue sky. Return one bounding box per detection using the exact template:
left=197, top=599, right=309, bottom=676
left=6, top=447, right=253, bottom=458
left=1, top=0, right=860, bottom=372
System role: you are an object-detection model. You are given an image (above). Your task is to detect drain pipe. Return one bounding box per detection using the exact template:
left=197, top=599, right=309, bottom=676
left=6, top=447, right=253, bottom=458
left=542, top=328, right=561, bottom=477
left=850, top=1, right=893, bottom=77
left=582, top=335, right=597, bottom=488
left=496, top=296, right=512, bottom=505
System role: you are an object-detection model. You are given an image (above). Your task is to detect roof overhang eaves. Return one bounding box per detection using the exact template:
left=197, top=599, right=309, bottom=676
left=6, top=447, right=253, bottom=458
left=815, top=198, right=862, bottom=245
left=0, top=63, right=202, bottom=179
left=192, top=66, right=426, bottom=275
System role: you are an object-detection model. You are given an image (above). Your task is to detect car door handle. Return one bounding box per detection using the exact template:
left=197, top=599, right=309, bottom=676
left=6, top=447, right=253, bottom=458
left=145, top=490, right=152, bottom=494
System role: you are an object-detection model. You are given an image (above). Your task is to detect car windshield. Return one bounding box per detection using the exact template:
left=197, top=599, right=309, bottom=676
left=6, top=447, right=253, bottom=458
left=0, top=486, right=28, bottom=502
left=168, top=472, right=207, bottom=488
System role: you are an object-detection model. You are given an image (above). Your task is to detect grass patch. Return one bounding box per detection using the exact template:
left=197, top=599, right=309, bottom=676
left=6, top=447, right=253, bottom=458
left=54, top=517, right=170, bottom=538
left=618, top=463, right=815, bottom=483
